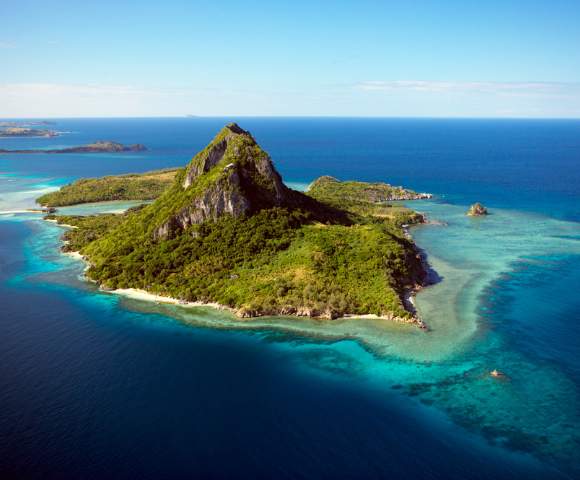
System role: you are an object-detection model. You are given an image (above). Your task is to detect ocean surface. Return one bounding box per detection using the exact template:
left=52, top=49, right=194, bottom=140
left=1, top=118, right=579, bottom=479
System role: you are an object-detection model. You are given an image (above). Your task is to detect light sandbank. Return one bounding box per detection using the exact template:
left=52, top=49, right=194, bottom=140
left=112, top=288, right=234, bottom=313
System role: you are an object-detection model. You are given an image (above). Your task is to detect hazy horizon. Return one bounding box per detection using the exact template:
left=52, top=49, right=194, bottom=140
left=3, top=115, right=580, bottom=120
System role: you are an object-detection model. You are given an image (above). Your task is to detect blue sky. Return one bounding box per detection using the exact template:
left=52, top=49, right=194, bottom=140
left=1, top=0, right=579, bottom=117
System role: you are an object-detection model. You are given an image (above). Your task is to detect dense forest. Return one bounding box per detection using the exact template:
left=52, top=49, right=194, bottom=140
left=47, top=124, right=428, bottom=322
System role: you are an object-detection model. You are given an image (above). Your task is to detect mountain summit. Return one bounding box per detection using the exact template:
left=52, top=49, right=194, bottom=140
left=153, top=123, right=331, bottom=239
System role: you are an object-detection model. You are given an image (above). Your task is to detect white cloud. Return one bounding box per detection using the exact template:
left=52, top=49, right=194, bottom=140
left=355, top=80, right=580, bottom=97
left=1, top=81, right=579, bottom=118
left=0, top=82, right=303, bottom=117
left=0, top=83, right=193, bottom=117
left=0, top=82, right=174, bottom=97
left=0, top=41, right=15, bottom=49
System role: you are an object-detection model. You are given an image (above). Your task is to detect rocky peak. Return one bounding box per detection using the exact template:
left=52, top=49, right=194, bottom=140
left=182, top=123, right=253, bottom=188
left=153, top=123, right=309, bottom=240
left=225, top=122, right=252, bottom=136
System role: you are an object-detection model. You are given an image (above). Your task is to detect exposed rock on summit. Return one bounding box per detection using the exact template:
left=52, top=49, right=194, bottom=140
left=153, top=123, right=335, bottom=240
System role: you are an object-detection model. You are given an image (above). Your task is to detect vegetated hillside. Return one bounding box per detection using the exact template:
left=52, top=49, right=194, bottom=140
left=54, top=123, right=428, bottom=322
left=307, top=175, right=428, bottom=223
left=37, top=169, right=179, bottom=207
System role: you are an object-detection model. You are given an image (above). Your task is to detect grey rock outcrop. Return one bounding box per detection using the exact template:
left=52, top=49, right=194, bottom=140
left=152, top=123, right=319, bottom=241
left=466, top=202, right=488, bottom=216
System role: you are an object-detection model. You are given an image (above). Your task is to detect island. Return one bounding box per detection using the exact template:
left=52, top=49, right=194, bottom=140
left=43, top=123, right=432, bottom=327
left=467, top=202, right=488, bottom=216
left=0, top=121, right=55, bottom=127
left=0, top=127, right=59, bottom=138
left=0, top=140, right=147, bottom=154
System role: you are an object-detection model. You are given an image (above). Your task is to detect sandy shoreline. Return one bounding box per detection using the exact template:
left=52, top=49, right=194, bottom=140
left=74, top=254, right=424, bottom=327
left=44, top=218, right=78, bottom=229
left=90, top=266, right=423, bottom=326
left=62, top=251, right=84, bottom=260
left=113, top=287, right=424, bottom=327
left=45, top=218, right=427, bottom=329
left=113, top=288, right=234, bottom=312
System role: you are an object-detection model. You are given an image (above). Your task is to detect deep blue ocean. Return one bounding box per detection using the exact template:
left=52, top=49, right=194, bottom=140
left=1, top=118, right=579, bottom=479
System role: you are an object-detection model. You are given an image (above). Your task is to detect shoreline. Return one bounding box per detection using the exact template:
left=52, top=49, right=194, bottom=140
left=44, top=218, right=429, bottom=330
left=59, top=247, right=427, bottom=328
left=44, top=218, right=78, bottom=229
left=62, top=250, right=84, bottom=261
left=113, top=288, right=235, bottom=312
left=112, top=287, right=426, bottom=327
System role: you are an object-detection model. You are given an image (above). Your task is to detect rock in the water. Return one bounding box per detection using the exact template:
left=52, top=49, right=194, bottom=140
left=467, top=202, right=488, bottom=216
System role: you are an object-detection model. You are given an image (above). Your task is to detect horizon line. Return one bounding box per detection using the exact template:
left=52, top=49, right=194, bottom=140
left=2, top=115, right=580, bottom=120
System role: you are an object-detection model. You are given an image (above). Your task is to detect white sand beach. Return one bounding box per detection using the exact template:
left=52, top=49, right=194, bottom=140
left=112, top=288, right=233, bottom=312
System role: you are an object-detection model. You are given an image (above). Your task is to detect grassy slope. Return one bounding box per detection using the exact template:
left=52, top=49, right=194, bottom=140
left=56, top=198, right=424, bottom=320
left=307, top=176, right=426, bottom=224
left=57, top=208, right=421, bottom=319
left=37, top=168, right=179, bottom=206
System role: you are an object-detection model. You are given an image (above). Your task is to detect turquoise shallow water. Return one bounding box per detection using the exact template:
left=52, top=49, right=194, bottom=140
left=1, top=118, right=579, bottom=478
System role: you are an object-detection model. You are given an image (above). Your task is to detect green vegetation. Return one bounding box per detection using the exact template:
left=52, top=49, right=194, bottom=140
left=58, top=208, right=421, bottom=319
left=49, top=214, right=128, bottom=253
left=37, top=169, right=179, bottom=206
left=49, top=124, right=428, bottom=322
left=308, top=175, right=427, bottom=224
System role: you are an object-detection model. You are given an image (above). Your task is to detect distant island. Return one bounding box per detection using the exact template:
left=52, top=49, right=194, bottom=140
left=42, top=123, right=432, bottom=327
left=0, top=140, right=147, bottom=154
left=0, top=127, right=59, bottom=138
left=0, top=121, right=55, bottom=127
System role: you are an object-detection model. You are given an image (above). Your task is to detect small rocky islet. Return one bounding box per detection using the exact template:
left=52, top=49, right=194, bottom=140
left=42, top=123, right=432, bottom=328
left=466, top=202, right=489, bottom=216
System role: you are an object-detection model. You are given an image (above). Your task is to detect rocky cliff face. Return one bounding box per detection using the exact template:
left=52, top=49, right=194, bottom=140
left=182, top=139, right=227, bottom=188
left=153, top=123, right=320, bottom=240
left=153, top=167, right=251, bottom=240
